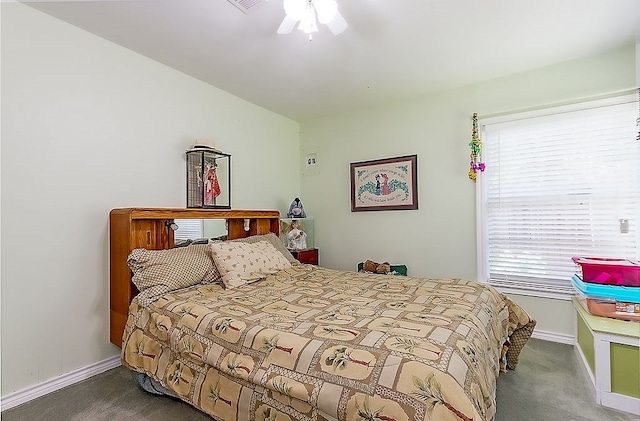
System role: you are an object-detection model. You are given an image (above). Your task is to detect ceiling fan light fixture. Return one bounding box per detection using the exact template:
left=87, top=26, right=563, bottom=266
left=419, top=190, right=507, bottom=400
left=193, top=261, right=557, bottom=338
left=279, top=0, right=347, bottom=38
left=298, top=4, right=319, bottom=34
left=314, top=0, right=337, bottom=24
left=283, top=0, right=306, bottom=21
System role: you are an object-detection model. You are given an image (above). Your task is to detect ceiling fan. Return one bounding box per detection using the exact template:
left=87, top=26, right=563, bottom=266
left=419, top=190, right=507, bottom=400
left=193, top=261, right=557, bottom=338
left=277, top=0, right=348, bottom=39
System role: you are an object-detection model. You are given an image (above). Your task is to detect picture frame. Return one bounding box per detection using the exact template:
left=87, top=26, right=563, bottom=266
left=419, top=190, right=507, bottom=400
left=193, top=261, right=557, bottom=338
left=350, top=154, right=418, bottom=212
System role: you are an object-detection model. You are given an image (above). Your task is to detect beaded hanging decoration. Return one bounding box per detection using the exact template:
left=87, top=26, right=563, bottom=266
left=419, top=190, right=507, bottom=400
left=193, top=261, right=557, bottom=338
left=636, top=87, right=639, bottom=142
left=468, top=112, right=485, bottom=181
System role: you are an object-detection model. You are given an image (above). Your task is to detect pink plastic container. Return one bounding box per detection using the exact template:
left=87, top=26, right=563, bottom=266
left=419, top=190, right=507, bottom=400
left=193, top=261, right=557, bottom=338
left=573, top=257, right=640, bottom=287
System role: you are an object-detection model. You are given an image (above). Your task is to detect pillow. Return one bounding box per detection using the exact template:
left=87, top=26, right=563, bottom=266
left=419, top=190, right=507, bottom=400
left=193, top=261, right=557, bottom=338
left=174, top=239, right=193, bottom=248
left=192, top=243, right=222, bottom=284
left=209, top=240, right=292, bottom=289
left=227, top=232, right=298, bottom=264
left=127, top=244, right=219, bottom=306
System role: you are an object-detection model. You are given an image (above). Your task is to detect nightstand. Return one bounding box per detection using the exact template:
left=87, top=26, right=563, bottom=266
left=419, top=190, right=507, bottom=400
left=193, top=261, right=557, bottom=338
left=573, top=297, right=640, bottom=415
left=290, top=248, right=319, bottom=265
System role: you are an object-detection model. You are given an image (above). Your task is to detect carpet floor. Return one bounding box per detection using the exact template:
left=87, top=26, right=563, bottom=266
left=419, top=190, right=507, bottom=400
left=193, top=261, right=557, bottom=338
left=2, top=338, right=638, bottom=421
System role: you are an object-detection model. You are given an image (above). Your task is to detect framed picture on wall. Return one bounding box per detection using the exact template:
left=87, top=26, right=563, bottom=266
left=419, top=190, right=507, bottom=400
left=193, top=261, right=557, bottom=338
left=350, top=154, right=418, bottom=212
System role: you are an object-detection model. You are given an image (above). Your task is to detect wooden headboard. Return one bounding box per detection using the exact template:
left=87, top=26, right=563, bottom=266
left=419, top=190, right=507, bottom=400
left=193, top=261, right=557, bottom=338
left=109, top=207, right=280, bottom=347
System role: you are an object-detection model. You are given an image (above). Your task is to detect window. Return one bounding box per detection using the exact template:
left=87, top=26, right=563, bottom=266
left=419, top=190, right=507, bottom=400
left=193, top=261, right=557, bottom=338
left=477, top=93, right=640, bottom=298
left=173, top=219, right=203, bottom=241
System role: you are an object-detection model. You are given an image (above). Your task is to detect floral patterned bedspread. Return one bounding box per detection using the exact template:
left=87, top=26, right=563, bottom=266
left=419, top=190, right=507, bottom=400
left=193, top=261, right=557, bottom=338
left=121, top=264, right=534, bottom=421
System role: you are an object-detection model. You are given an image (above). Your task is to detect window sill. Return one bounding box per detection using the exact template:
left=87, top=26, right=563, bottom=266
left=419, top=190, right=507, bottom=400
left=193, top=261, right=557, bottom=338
left=486, top=280, right=574, bottom=301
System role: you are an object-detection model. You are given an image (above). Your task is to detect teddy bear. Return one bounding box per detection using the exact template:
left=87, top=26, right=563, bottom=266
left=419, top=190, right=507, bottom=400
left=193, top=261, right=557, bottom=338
left=362, top=259, right=391, bottom=274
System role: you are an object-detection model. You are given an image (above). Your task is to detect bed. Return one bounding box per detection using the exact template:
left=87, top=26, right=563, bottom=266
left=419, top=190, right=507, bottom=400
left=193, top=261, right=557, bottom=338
left=110, top=208, right=536, bottom=421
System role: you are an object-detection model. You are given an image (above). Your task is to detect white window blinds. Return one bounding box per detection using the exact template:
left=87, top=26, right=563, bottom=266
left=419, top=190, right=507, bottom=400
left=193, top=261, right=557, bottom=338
left=173, top=219, right=203, bottom=241
left=478, top=94, right=640, bottom=296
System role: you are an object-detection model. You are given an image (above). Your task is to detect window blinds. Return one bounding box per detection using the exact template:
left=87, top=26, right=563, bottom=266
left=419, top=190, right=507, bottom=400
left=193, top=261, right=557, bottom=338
left=480, top=94, right=640, bottom=294
left=173, top=219, right=203, bottom=241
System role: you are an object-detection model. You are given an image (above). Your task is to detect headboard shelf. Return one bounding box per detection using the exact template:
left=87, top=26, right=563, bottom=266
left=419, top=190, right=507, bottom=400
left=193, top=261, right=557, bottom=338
left=109, top=207, right=280, bottom=347
left=113, top=207, right=280, bottom=220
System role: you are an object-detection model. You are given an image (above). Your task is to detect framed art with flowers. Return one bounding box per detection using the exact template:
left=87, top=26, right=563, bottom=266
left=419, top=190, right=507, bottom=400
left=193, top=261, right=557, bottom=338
left=350, top=154, right=418, bottom=212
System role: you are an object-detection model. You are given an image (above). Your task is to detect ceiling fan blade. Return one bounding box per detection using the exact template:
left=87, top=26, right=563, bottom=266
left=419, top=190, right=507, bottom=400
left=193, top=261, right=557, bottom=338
left=277, top=16, right=298, bottom=34
left=326, top=10, right=348, bottom=35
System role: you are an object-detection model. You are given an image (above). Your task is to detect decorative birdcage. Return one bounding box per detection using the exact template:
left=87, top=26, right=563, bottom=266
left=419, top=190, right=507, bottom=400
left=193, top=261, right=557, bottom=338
left=186, top=145, right=231, bottom=209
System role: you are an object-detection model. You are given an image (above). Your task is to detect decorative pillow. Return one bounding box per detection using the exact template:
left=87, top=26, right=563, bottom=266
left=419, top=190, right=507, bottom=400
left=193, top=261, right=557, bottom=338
left=127, top=244, right=219, bottom=306
left=209, top=240, right=292, bottom=289
left=192, top=243, right=221, bottom=284
left=504, top=297, right=537, bottom=370
left=227, top=232, right=298, bottom=264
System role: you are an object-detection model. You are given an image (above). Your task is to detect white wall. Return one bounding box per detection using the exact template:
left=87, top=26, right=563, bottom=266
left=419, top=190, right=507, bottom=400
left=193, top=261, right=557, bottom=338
left=300, top=45, right=637, bottom=340
left=1, top=3, right=300, bottom=396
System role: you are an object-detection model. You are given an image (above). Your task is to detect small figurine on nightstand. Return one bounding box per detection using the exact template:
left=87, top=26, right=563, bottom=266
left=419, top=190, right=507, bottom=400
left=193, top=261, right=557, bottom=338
left=287, top=220, right=307, bottom=250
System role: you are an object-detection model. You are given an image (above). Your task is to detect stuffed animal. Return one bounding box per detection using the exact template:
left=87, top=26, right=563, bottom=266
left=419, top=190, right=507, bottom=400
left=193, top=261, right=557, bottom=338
left=362, top=259, right=390, bottom=274
left=287, top=198, right=306, bottom=218
left=376, top=262, right=391, bottom=274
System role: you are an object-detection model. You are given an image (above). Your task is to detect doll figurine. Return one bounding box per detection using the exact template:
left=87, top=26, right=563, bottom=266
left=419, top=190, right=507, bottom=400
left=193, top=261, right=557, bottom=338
left=287, top=220, right=307, bottom=250
left=204, top=162, right=221, bottom=205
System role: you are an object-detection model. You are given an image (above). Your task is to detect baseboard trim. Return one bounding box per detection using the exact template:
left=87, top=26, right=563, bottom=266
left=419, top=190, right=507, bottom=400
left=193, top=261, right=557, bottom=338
left=1, top=355, right=121, bottom=411
left=531, top=329, right=575, bottom=345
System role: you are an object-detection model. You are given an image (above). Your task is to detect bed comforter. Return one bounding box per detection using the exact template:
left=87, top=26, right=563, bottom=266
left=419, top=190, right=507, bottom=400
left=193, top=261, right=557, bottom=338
left=121, top=264, right=535, bottom=421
